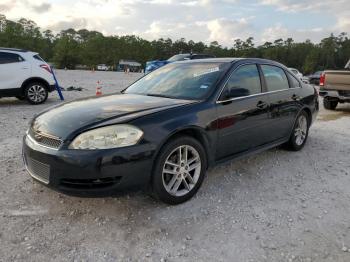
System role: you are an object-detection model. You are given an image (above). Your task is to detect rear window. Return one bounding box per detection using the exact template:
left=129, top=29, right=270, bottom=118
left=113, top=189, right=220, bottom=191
left=0, top=52, right=24, bottom=64
left=261, top=65, right=289, bottom=92
left=33, top=54, right=44, bottom=61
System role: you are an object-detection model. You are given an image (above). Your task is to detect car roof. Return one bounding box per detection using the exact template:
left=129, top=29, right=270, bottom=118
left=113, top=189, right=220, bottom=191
left=0, top=47, right=29, bottom=53
left=175, top=57, right=286, bottom=66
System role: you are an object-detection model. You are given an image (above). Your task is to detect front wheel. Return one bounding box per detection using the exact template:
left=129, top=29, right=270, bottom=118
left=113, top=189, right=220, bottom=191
left=25, top=82, right=48, bottom=105
left=285, top=111, right=309, bottom=151
left=151, top=136, right=207, bottom=205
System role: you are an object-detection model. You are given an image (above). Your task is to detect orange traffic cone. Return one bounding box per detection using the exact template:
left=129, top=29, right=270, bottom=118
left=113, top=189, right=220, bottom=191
left=96, top=81, right=102, bottom=96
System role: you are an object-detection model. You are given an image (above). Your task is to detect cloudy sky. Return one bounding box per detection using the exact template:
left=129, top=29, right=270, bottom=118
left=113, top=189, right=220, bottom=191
left=1, top=0, right=349, bottom=46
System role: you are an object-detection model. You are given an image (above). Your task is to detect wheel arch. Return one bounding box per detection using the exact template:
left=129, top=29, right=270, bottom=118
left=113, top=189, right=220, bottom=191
left=152, top=126, right=213, bottom=175
left=301, top=107, right=312, bottom=126
left=21, top=77, right=50, bottom=94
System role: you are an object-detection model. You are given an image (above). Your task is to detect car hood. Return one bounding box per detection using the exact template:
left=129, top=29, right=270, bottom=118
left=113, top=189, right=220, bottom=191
left=31, top=93, right=193, bottom=139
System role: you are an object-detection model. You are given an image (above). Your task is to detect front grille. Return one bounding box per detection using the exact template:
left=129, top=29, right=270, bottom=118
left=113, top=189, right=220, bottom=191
left=60, top=177, right=121, bottom=189
left=28, top=129, right=62, bottom=149
left=25, top=156, right=50, bottom=184
left=339, top=90, right=350, bottom=97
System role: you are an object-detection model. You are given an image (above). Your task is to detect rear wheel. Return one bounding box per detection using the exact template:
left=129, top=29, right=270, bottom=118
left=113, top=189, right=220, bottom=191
left=323, top=98, right=338, bottom=110
left=285, top=111, right=309, bottom=151
left=25, top=82, right=48, bottom=104
left=151, top=136, right=207, bottom=205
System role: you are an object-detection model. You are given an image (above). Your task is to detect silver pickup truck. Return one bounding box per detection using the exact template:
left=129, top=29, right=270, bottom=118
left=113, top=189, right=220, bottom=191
left=319, top=60, right=350, bottom=110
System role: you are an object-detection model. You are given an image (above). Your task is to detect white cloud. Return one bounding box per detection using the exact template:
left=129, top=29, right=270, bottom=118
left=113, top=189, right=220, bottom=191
left=0, top=0, right=349, bottom=46
left=261, top=24, right=333, bottom=43
left=204, top=18, right=254, bottom=45
left=259, top=0, right=350, bottom=33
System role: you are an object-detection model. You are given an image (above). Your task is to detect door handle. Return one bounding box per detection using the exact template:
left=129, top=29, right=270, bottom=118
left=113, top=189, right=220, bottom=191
left=256, top=100, right=268, bottom=109
left=292, top=94, right=300, bottom=101
left=21, top=67, right=29, bottom=69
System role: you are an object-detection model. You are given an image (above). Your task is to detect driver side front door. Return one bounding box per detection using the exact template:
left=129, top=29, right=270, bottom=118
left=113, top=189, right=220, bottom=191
left=215, top=63, right=271, bottom=160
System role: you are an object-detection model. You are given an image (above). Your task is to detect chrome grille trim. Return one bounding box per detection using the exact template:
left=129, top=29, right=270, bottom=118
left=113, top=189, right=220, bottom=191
left=23, top=155, right=50, bottom=184
left=28, top=129, right=63, bottom=150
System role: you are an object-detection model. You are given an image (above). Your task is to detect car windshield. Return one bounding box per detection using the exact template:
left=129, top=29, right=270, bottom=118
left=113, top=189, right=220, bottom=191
left=167, top=54, right=190, bottom=62
left=125, top=62, right=230, bottom=100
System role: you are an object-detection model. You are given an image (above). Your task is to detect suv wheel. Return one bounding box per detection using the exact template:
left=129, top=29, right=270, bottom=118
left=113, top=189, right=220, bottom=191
left=151, top=136, right=207, bottom=205
left=323, top=98, right=338, bottom=110
left=285, top=111, right=309, bottom=151
left=25, top=82, right=48, bottom=104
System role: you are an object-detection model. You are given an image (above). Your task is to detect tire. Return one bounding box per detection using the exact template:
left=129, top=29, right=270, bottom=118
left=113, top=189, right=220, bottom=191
left=285, top=111, right=310, bottom=151
left=323, top=98, right=338, bottom=110
left=151, top=136, right=207, bottom=205
left=24, top=82, right=48, bottom=105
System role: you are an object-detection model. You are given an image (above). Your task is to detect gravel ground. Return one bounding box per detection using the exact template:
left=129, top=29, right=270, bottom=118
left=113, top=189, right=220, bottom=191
left=1, top=70, right=350, bottom=262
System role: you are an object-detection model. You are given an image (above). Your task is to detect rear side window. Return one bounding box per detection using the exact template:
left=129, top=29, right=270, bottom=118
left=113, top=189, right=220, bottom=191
left=221, top=64, right=261, bottom=99
left=0, top=52, right=24, bottom=64
left=287, top=72, right=301, bottom=88
left=261, top=65, right=289, bottom=92
left=33, top=54, right=44, bottom=61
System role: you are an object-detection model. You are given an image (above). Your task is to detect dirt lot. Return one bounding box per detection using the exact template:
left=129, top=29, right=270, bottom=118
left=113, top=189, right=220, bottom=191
left=1, top=70, right=350, bottom=262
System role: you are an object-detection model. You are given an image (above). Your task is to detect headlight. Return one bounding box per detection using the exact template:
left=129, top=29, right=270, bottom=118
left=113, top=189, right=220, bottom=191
left=69, top=125, right=143, bottom=150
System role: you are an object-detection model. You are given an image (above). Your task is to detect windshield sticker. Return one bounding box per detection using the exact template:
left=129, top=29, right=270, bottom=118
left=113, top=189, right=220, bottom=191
left=193, top=67, right=220, bottom=77
left=200, top=85, right=209, bottom=89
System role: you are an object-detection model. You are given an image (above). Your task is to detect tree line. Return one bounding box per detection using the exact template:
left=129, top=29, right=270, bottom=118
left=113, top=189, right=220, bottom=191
left=0, top=14, right=349, bottom=74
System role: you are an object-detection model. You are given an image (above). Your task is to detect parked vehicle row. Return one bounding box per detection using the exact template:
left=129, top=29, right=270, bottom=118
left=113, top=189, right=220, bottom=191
left=0, top=48, right=56, bottom=104
left=288, top=67, right=310, bottom=83
left=23, top=58, right=319, bottom=204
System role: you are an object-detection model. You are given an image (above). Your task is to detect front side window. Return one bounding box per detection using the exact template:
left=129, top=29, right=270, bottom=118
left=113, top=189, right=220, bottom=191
left=125, top=62, right=230, bottom=100
left=0, top=52, right=24, bottom=64
left=220, top=64, right=262, bottom=100
left=261, top=65, right=289, bottom=92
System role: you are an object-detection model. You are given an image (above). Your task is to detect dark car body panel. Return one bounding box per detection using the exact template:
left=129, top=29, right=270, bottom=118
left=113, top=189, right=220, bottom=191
left=23, top=58, right=319, bottom=196
left=31, top=94, right=194, bottom=140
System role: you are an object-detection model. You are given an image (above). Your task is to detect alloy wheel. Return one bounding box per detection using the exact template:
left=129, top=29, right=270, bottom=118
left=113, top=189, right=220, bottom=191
left=294, top=115, right=308, bottom=146
left=27, top=85, right=47, bottom=103
left=162, top=145, right=201, bottom=197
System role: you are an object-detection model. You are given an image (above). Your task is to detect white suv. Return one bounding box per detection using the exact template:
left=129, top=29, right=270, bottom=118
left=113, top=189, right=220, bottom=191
left=0, top=48, right=56, bottom=104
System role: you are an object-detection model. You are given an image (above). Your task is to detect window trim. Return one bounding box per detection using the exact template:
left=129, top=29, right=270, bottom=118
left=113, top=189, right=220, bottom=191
left=216, top=62, right=302, bottom=104
left=216, top=63, right=263, bottom=103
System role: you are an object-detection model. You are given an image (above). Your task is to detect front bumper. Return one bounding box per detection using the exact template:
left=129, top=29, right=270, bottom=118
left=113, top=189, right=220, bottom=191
left=22, top=134, right=156, bottom=196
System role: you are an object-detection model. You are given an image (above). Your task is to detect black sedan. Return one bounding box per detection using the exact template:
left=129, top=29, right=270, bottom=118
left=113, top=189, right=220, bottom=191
left=23, top=58, right=319, bottom=204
